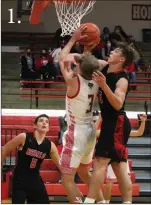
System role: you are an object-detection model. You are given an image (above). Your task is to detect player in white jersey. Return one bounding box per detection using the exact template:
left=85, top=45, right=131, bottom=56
left=66, top=74, right=99, bottom=125
left=59, top=26, right=107, bottom=203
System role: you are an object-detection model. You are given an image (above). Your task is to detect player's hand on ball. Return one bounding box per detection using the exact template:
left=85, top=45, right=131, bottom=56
left=139, top=114, right=147, bottom=122
left=92, top=71, right=107, bottom=89
left=72, top=25, right=88, bottom=42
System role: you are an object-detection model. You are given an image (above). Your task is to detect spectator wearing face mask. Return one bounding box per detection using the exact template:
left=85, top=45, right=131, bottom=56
left=111, top=26, right=129, bottom=48
left=21, top=48, right=40, bottom=80
left=100, top=27, right=113, bottom=58
left=35, top=49, right=57, bottom=80
left=101, top=27, right=111, bottom=42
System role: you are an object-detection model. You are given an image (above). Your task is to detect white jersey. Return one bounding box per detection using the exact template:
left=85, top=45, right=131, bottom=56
left=66, top=74, right=99, bottom=125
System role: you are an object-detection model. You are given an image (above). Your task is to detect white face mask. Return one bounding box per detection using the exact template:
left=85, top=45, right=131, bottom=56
left=107, top=41, right=111, bottom=47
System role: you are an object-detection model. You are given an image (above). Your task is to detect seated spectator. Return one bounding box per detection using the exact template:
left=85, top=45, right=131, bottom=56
left=35, top=49, right=56, bottom=80
left=20, top=48, right=40, bottom=81
left=101, top=27, right=111, bottom=42
left=111, top=25, right=129, bottom=48
left=129, top=43, right=146, bottom=71
left=137, top=58, right=146, bottom=71
left=125, top=62, right=137, bottom=90
left=134, top=50, right=146, bottom=71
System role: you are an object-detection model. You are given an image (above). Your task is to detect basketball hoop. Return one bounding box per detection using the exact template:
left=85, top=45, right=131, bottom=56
left=29, top=0, right=96, bottom=37
left=53, top=0, right=96, bottom=37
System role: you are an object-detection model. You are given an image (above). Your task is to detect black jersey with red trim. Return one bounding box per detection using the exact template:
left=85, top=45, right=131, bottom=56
left=98, top=65, right=129, bottom=118
left=14, top=132, right=51, bottom=177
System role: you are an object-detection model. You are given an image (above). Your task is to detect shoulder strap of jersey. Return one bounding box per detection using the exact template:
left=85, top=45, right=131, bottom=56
left=101, top=64, right=109, bottom=76
left=123, top=71, right=129, bottom=81
left=23, top=132, right=33, bottom=147
left=44, top=138, right=51, bottom=158
left=116, top=71, right=129, bottom=82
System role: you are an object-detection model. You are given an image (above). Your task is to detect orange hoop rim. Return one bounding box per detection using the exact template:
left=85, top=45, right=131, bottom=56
left=29, top=0, right=52, bottom=24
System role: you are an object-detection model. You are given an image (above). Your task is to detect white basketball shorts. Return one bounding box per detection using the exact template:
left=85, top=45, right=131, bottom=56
left=60, top=123, right=96, bottom=174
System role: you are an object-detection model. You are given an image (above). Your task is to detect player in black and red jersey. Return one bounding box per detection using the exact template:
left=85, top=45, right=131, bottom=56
left=84, top=42, right=135, bottom=204
left=2, top=114, right=60, bottom=204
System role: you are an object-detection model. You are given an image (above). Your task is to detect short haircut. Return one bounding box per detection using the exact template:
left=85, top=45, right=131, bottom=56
left=34, top=114, right=50, bottom=125
left=75, top=54, right=100, bottom=80
left=116, top=42, right=135, bottom=67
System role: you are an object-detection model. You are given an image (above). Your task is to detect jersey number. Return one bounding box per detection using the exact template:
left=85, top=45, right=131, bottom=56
left=30, top=158, right=37, bottom=168
left=86, top=94, right=94, bottom=113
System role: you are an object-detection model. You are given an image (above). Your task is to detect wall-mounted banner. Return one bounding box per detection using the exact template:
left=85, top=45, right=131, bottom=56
left=132, top=4, right=151, bottom=21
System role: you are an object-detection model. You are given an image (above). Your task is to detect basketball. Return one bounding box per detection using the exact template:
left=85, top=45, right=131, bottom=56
left=79, top=23, right=101, bottom=46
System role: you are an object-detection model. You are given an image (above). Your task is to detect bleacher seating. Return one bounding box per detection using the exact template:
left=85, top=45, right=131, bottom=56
left=2, top=125, right=59, bottom=136
left=1, top=32, right=56, bottom=49
left=2, top=116, right=59, bottom=126
left=20, top=71, right=151, bottom=108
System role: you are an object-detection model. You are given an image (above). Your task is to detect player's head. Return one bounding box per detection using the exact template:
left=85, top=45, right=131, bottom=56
left=74, top=54, right=100, bottom=80
left=34, top=114, right=50, bottom=133
left=108, top=42, right=134, bottom=68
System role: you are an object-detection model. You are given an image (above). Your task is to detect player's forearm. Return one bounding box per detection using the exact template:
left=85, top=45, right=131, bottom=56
left=137, top=121, right=145, bottom=136
left=102, top=84, right=124, bottom=110
left=51, top=154, right=61, bottom=172
left=132, top=121, right=145, bottom=136
left=59, top=38, right=76, bottom=61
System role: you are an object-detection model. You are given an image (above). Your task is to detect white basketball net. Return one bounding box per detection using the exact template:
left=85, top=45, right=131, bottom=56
left=53, top=0, right=96, bottom=37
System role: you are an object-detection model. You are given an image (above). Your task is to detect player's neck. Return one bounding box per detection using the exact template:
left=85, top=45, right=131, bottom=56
left=108, top=63, right=124, bottom=73
left=34, top=130, right=46, bottom=143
